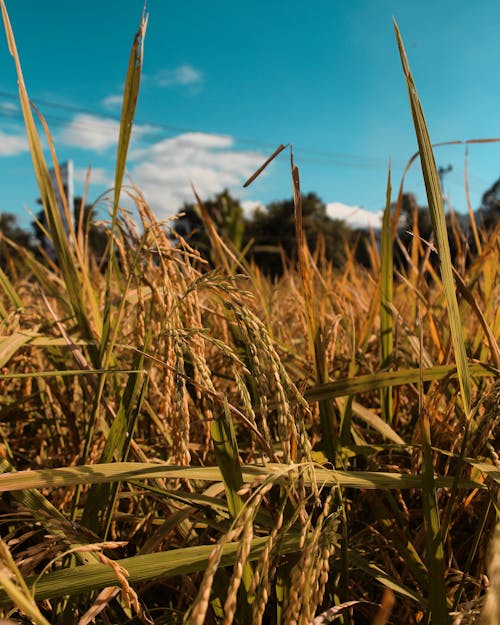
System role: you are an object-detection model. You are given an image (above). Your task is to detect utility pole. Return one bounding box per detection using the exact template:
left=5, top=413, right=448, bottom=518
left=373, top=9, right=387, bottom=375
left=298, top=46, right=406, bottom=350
left=438, top=164, right=452, bottom=211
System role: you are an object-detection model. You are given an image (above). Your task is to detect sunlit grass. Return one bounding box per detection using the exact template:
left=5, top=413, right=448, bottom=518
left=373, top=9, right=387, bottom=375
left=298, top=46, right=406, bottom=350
left=0, top=4, right=499, bottom=625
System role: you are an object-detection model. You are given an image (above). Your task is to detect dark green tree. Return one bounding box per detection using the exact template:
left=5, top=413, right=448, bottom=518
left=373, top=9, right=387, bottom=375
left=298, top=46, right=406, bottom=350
left=0, top=212, right=33, bottom=267
left=478, top=178, right=500, bottom=229
left=31, top=198, right=108, bottom=263
left=174, top=189, right=245, bottom=259
left=244, top=192, right=351, bottom=275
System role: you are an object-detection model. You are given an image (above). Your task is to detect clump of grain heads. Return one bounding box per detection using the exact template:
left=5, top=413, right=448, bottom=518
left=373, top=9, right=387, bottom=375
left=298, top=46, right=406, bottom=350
left=225, top=298, right=313, bottom=463
left=282, top=487, right=340, bottom=625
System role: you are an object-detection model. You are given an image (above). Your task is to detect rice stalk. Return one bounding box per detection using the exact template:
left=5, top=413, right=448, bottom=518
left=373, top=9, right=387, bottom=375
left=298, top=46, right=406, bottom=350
left=380, top=167, right=394, bottom=423
left=292, top=155, right=337, bottom=462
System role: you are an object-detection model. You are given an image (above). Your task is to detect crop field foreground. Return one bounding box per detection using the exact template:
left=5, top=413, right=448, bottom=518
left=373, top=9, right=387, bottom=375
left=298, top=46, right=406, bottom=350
left=0, top=5, right=499, bottom=625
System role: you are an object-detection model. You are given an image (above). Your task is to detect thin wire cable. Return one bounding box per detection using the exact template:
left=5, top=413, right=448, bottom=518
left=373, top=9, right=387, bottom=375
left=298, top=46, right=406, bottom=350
left=0, top=88, right=406, bottom=168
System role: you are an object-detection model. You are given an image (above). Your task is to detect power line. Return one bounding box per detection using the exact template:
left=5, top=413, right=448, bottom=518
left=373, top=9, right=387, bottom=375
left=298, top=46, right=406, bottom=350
left=0, top=88, right=405, bottom=169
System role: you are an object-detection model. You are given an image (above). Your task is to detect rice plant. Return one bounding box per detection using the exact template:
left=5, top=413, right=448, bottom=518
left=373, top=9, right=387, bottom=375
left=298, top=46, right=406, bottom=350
left=0, top=4, right=498, bottom=624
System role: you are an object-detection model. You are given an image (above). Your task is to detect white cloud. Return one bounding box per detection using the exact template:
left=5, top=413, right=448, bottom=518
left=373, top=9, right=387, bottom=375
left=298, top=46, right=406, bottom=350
left=0, top=101, right=18, bottom=114
left=101, top=94, right=123, bottom=110
left=58, top=114, right=152, bottom=151
left=151, top=64, right=204, bottom=91
left=59, top=114, right=121, bottom=150
left=326, top=202, right=382, bottom=230
left=54, top=120, right=267, bottom=219
left=241, top=200, right=265, bottom=217
left=0, top=129, right=28, bottom=156
left=131, top=132, right=233, bottom=160
left=74, top=166, right=111, bottom=186
left=127, top=132, right=266, bottom=218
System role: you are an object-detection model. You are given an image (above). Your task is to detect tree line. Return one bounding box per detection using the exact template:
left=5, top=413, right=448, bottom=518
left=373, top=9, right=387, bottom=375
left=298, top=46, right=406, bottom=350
left=1, top=178, right=499, bottom=273
left=173, top=183, right=499, bottom=274
left=0, top=199, right=107, bottom=268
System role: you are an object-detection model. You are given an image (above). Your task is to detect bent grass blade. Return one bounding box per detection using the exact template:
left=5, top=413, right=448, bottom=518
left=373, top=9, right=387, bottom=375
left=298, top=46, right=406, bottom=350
left=380, top=166, right=394, bottom=423
left=0, top=461, right=484, bottom=493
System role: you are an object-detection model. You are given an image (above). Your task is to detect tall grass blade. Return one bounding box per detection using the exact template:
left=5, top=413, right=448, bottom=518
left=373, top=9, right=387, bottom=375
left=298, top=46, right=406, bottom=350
left=34, top=108, right=103, bottom=340
left=419, top=400, right=449, bottom=624
left=394, top=19, right=471, bottom=419
left=100, top=9, right=148, bottom=364
left=0, top=0, right=95, bottom=349
left=463, top=146, right=482, bottom=255
left=394, top=23, right=453, bottom=623
left=112, top=10, right=147, bottom=221
left=75, top=14, right=149, bottom=525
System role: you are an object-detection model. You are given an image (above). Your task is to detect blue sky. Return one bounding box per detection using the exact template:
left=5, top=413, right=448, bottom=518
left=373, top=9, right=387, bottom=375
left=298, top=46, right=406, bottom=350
left=1, top=0, right=500, bottom=229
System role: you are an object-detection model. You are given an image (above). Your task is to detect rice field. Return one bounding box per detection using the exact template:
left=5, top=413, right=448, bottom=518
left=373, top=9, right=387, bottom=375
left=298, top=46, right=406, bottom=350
left=0, top=5, right=499, bottom=625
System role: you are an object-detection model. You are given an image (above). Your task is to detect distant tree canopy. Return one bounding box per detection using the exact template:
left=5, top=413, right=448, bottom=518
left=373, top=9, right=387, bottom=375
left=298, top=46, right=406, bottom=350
left=0, top=212, right=34, bottom=267
left=243, top=192, right=353, bottom=274
left=174, top=190, right=355, bottom=275
left=175, top=190, right=245, bottom=262
left=31, top=197, right=108, bottom=261
left=3, top=176, right=500, bottom=274
left=479, top=178, right=500, bottom=228
left=175, top=184, right=500, bottom=276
